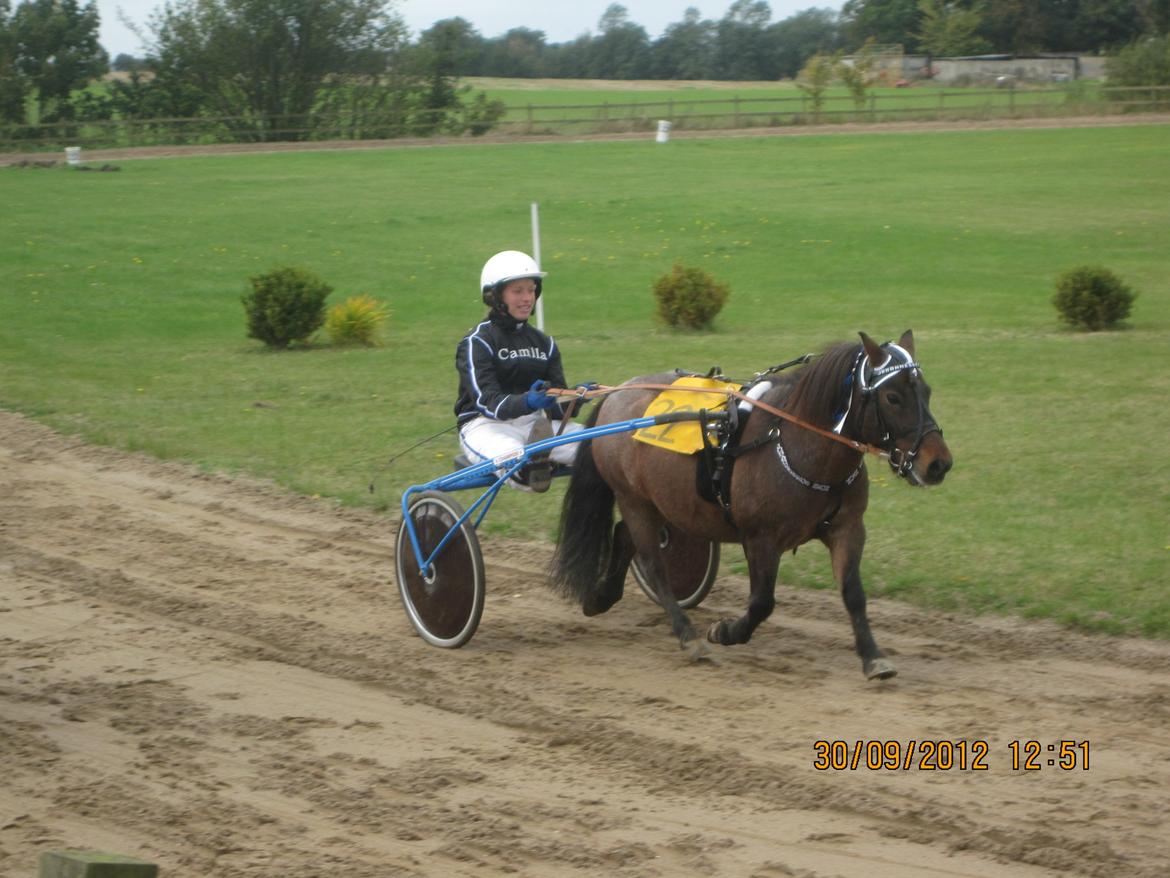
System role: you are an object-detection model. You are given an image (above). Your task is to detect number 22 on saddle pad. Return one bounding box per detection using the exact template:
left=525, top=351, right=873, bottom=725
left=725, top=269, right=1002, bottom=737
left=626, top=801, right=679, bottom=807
left=633, top=376, right=738, bottom=454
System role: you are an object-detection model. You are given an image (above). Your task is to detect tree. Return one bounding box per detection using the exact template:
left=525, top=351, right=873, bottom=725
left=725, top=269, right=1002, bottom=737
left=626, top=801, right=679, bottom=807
left=651, top=8, right=716, bottom=80
left=588, top=4, right=651, bottom=79
left=915, top=0, right=990, bottom=56
left=713, top=0, right=774, bottom=79
left=0, top=0, right=29, bottom=123
left=1072, top=0, right=1158, bottom=52
left=769, top=8, right=842, bottom=80
left=838, top=38, right=878, bottom=107
left=11, top=0, right=105, bottom=122
left=480, top=27, right=546, bottom=77
left=796, top=51, right=838, bottom=117
left=111, top=52, right=146, bottom=72
left=146, top=0, right=404, bottom=140
left=840, top=0, right=921, bottom=51
left=412, top=18, right=479, bottom=114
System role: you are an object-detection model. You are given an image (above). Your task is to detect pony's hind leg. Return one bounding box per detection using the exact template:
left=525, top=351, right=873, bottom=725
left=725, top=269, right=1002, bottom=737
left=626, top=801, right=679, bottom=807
left=619, top=501, right=708, bottom=659
left=707, top=536, right=780, bottom=646
left=582, top=520, right=632, bottom=616
left=826, top=525, right=896, bottom=680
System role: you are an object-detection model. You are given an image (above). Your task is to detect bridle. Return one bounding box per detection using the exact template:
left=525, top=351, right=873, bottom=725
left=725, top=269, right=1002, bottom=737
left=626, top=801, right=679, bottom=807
left=834, top=343, right=943, bottom=481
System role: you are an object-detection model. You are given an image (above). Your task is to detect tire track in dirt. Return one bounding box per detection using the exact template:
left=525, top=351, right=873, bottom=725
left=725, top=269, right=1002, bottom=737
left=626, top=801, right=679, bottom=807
left=2, top=409, right=1169, bottom=877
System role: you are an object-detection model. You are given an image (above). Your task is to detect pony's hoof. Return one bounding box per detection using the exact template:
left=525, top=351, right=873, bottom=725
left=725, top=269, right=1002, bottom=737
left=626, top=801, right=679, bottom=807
left=706, top=619, right=730, bottom=645
left=581, top=594, right=612, bottom=617
left=682, top=637, right=711, bottom=662
left=865, top=657, right=897, bottom=680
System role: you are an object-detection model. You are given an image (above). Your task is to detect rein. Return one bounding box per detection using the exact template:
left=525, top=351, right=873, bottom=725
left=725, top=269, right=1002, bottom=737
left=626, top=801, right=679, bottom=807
left=552, top=382, right=891, bottom=461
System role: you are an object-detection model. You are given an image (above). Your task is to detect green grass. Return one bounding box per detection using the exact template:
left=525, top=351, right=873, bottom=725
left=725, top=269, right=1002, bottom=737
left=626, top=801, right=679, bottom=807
left=3, top=124, right=1169, bottom=636
left=475, top=80, right=1094, bottom=134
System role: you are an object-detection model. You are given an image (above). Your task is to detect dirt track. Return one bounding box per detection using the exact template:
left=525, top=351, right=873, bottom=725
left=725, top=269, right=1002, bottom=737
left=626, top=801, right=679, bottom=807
left=2, top=408, right=1169, bottom=877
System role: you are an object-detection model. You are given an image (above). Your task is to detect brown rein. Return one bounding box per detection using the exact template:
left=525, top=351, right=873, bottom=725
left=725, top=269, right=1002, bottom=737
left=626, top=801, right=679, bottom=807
left=549, top=382, right=890, bottom=461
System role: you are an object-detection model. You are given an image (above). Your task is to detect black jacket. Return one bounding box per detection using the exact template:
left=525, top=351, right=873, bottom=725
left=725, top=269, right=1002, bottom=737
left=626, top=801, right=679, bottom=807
left=454, top=311, right=567, bottom=423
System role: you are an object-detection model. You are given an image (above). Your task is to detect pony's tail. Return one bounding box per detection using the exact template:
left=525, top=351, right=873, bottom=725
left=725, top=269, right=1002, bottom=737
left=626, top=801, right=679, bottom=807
left=549, top=404, right=615, bottom=606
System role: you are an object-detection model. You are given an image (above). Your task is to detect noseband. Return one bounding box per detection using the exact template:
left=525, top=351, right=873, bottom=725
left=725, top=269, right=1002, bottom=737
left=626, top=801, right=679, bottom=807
left=834, top=343, right=942, bottom=481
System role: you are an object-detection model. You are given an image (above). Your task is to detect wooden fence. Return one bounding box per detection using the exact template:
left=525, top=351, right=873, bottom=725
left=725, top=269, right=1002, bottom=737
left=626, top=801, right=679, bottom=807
left=3, top=85, right=1168, bottom=153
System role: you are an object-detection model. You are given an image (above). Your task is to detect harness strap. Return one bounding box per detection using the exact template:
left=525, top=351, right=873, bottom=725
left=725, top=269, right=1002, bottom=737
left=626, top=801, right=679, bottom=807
left=776, top=440, right=864, bottom=494
left=550, top=382, right=889, bottom=460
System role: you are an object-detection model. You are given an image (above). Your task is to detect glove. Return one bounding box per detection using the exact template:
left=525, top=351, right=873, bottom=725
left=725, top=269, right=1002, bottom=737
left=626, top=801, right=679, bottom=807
left=525, top=380, right=558, bottom=411
left=573, top=381, right=600, bottom=392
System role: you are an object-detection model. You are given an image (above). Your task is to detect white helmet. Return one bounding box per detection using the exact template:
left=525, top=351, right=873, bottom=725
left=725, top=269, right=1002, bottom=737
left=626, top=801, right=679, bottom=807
left=480, top=250, right=546, bottom=308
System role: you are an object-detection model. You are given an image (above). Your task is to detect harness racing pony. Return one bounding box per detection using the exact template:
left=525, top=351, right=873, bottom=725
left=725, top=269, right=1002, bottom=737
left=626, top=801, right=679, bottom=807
left=549, top=330, right=953, bottom=679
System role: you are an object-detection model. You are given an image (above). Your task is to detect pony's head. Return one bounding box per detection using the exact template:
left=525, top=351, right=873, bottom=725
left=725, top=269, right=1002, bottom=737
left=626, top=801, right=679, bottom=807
left=854, top=330, right=952, bottom=486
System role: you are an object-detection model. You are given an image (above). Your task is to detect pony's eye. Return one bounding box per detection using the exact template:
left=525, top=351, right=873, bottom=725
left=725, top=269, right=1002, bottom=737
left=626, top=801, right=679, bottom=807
left=884, top=392, right=902, bottom=407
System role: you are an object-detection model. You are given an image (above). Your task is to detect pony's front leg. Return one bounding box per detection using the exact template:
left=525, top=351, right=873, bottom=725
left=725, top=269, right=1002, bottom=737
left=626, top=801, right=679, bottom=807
left=825, top=524, right=896, bottom=680
left=707, top=537, right=779, bottom=645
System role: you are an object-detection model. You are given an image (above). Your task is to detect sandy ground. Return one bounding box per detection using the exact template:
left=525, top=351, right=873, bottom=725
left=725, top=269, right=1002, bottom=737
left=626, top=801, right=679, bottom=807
left=3, top=410, right=1170, bottom=877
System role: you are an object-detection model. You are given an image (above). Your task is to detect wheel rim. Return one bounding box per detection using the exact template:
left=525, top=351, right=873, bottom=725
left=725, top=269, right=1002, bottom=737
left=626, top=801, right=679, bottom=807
left=395, top=494, right=484, bottom=648
left=631, top=527, right=719, bottom=609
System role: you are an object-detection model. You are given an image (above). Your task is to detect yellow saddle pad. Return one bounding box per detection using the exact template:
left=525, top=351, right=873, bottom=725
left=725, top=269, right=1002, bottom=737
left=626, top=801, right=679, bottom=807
left=633, top=376, right=738, bottom=454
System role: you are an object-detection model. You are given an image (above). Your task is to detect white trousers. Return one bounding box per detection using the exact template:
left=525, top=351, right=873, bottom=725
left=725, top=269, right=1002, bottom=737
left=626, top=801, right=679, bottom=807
left=459, top=413, right=584, bottom=491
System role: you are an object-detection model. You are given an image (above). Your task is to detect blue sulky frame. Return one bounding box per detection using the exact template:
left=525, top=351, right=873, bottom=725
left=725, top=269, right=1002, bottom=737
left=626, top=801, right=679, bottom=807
left=400, top=409, right=715, bottom=580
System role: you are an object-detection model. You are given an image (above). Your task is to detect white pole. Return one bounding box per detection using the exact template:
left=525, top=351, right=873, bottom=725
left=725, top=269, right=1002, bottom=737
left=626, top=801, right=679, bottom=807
left=531, top=201, right=544, bottom=331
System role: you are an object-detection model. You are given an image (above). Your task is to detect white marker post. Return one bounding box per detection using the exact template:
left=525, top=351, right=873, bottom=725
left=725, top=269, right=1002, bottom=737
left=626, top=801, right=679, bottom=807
left=531, top=201, right=544, bottom=331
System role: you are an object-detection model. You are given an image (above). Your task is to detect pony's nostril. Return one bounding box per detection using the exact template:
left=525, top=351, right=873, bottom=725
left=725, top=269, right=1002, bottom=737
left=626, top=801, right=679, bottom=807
left=928, top=457, right=952, bottom=481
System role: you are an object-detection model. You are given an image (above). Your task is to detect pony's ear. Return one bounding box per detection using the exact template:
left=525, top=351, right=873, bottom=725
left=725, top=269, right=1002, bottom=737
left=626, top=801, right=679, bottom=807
left=859, top=331, right=884, bottom=363
left=898, top=329, right=915, bottom=357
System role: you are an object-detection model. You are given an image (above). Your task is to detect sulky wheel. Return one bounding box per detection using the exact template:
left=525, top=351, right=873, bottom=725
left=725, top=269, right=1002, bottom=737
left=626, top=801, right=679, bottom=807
left=631, top=523, right=720, bottom=610
left=395, top=491, right=485, bottom=648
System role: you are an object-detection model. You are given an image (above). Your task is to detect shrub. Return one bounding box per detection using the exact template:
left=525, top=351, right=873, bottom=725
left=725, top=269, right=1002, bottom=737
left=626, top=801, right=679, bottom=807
left=796, top=52, right=838, bottom=117
left=652, top=264, right=730, bottom=330
left=1052, top=266, right=1136, bottom=331
left=242, top=266, right=331, bottom=349
left=1106, top=34, right=1170, bottom=89
left=463, top=92, right=507, bottom=136
left=325, top=295, right=389, bottom=346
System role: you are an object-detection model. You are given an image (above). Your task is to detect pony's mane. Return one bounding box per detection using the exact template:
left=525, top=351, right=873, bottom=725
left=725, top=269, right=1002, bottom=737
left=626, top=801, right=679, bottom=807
left=782, top=341, right=861, bottom=426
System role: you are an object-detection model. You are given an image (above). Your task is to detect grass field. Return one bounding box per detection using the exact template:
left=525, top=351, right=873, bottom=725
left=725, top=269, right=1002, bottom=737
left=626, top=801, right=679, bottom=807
left=470, top=78, right=1092, bottom=134
left=3, top=123, right=1168, bottom=636
left=5, top=77, right=1117, bottom=151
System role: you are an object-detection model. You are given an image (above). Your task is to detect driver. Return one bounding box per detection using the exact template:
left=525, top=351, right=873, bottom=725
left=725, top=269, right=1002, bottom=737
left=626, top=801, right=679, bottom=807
left=454, top=250, right=586, bottom=493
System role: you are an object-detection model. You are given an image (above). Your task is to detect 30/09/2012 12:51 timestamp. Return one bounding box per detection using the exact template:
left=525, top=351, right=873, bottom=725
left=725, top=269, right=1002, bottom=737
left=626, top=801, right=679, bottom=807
left=811, top=740, right=1091, bottom=771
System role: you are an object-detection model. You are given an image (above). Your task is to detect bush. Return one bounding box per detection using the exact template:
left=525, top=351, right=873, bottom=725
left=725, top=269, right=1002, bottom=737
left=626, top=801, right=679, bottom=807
left=242, top=266, right=331, bottom=349
left=1106, top=34, right=1170, bottom=88
left=325, top=295, right=389, bottom=346
left=1052, top=266, right=1136, bottom=331
left=652, top=264, right=730, bottom=330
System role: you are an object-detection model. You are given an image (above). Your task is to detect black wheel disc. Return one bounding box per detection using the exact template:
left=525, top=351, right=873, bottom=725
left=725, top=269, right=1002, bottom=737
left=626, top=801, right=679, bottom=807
left=631, top=524, right=719, bottom=609
left=395, top=491, right=485, bottom=648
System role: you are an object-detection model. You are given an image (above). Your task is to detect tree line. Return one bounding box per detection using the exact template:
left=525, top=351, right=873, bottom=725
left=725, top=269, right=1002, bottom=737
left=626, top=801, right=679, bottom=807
left=3, top=0, right=1169, bottom=140
left=411, top=0, right=1169, bottom=83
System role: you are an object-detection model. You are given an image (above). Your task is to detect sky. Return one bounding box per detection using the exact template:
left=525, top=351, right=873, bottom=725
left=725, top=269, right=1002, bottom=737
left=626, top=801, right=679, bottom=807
left=94, top=0, right=840, bottom=59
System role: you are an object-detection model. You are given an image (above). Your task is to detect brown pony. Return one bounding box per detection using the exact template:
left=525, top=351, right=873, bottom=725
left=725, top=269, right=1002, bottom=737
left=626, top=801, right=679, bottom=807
left=549, top=330, right=953, bottom=679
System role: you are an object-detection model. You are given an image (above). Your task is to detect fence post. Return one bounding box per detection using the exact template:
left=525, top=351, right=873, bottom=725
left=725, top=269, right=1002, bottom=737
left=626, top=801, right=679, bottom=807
left=526, top=103, right=533, bottom=135
left=734, top=96, right=741, bottom=127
